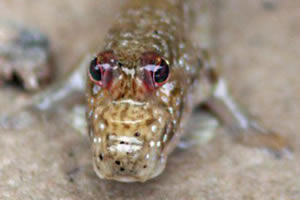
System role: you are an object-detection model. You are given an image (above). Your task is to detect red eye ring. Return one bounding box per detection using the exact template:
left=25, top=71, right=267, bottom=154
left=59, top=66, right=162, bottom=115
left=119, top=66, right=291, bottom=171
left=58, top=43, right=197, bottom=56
left=141, top=52, right=170, bottom=90
left=88, top=51, right=115, bottom=88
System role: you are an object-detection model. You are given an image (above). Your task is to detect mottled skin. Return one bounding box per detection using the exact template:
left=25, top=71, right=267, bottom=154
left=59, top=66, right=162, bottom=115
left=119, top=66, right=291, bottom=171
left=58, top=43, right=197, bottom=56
left=85, top=0, right=216, bottom=182
left=0, top=20, right=52, bottom=91
left=0, top=0, right=291, bottom=183
left=85, top=0, right=289, bottom=182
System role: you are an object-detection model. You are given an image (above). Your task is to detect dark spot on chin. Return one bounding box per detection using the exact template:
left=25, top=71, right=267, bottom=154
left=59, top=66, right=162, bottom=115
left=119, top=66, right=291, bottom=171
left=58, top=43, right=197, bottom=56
left=143, top=165, right=147, bottom=168
left=99, top=153, right=103, bottom=160
left=134, top=132, right=140, bottom=137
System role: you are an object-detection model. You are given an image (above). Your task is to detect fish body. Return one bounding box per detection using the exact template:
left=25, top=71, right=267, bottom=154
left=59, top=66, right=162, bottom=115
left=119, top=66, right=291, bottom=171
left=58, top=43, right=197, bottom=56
left=86, top=0, right=216, bottom=182
left=0, top=0, right=290, bottom=183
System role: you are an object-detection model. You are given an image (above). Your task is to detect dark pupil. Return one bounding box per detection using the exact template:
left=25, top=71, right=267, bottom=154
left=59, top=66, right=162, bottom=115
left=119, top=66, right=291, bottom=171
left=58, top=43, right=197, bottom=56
left=89, top=58, right=102, bottom=81
left=154, top=61, right=169, bottom=83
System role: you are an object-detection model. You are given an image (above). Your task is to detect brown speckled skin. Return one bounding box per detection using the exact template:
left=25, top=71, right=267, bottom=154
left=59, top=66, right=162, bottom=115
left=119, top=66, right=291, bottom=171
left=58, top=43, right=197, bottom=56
left=86, top=0, right=214, bottom=182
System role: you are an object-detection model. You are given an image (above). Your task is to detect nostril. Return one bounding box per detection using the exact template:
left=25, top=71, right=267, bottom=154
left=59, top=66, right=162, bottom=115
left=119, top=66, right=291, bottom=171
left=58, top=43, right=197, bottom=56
left=115, top=160, right=121, bottom=165
left=120, top=167, right=125, bottom=172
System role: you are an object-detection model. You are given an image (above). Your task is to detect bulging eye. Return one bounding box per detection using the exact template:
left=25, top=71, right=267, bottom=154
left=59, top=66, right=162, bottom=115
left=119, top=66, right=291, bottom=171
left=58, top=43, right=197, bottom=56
left=89, top=58, right=103, bottom=82
left=154, top=59, right=169, bottom=85
left=88, top=51, right=115, bottom=88
left=141, top=52, right=170, bottom=89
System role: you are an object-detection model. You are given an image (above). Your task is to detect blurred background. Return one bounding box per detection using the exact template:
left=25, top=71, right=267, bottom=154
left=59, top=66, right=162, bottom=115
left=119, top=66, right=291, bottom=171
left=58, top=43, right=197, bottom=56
left=0, top=0, right=300, bottom=199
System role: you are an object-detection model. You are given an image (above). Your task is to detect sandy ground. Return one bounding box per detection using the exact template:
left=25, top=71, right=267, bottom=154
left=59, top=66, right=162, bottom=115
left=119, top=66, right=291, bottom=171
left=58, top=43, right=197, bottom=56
left=0, top=0, right=300, bottom=199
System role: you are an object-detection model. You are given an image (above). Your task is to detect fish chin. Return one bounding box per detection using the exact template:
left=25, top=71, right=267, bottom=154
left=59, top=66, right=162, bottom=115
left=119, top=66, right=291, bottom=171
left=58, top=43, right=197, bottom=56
left=89, top=100, right=171, bottom=182
left=91, top=140, right=167, bottom=182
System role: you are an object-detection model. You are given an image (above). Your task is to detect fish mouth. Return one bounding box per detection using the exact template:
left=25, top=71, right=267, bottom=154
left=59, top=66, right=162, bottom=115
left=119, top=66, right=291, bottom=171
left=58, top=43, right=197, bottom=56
left=92, top=157, right=167, bottom=183
left=91, top=134, right=167, bottom=182
left=89, top=99, right=172, bottom=182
